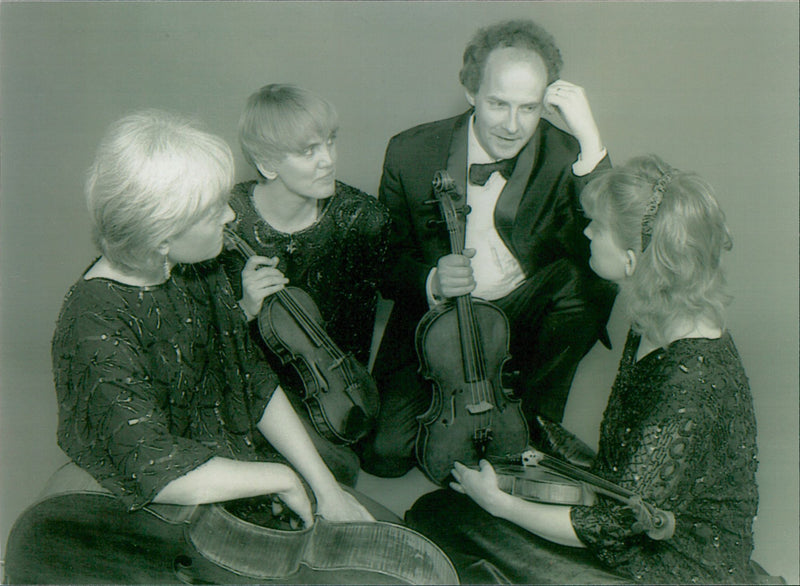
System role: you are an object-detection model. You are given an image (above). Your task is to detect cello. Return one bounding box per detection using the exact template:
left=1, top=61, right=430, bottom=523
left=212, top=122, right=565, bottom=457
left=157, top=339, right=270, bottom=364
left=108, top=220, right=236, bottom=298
left=4, top=463, right=459, bottom=584
left=223, top=228, right=379, bottom=445
left=415, top=171, right=529, bottom=485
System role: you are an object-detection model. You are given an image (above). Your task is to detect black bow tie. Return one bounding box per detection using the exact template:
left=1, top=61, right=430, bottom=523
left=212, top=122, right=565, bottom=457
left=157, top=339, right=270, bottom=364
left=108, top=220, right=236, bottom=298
left=468, top=157, right=517, bottom=186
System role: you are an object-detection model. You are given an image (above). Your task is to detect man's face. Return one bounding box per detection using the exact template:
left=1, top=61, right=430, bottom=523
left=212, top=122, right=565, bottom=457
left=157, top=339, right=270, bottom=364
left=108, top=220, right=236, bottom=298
left=467, top=47, right=548, bottom=161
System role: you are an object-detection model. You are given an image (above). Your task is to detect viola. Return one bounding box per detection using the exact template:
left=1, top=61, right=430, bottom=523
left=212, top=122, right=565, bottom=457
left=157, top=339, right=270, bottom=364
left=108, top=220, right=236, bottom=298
left=489, top=449, right=676, bottom=541
left=4, top=463, right=459, bottom=584
left=224, top=228, right=379, bottom=445
left=415, top=170, right=529, bottom=485
left=490, top=464, right=589, bottom=505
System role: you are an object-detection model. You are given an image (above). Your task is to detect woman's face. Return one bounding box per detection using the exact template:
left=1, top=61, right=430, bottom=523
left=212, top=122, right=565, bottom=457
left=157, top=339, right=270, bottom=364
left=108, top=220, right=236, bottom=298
left=271, top=130, right=337, bottom=200
left=583, top=217, right=632, bottom=282
left=166, top=200, right=236, bottom=265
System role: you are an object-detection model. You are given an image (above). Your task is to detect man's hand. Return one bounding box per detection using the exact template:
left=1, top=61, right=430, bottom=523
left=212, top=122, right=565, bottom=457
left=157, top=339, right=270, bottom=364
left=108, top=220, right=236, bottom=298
left=432, top=249, right=476, bottom=299
left=544, top=80, right=604, bottom=158
left=239, top=255, right=289, bottom=320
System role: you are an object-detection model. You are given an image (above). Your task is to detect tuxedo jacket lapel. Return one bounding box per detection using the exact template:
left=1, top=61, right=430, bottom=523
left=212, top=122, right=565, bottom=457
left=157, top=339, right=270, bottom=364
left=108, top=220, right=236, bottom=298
left=445, top=113, right=469, bottom=198
left=494, top=125, right=540, bottom=255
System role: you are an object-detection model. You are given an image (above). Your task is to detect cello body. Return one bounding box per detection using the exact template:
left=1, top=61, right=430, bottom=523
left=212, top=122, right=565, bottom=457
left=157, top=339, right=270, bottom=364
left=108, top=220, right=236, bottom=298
left=414, top=171, right=529, bottom=485
left=4, top=464, right=458, bottom=585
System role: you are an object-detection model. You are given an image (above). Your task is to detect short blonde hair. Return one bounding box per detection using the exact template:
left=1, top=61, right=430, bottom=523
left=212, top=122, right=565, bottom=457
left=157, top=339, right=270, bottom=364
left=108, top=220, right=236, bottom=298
left=581, top=155, right=733, bottom=347
left=86, top=109, right=234, bottom=273
left=238, top=84, right=338, bottom=174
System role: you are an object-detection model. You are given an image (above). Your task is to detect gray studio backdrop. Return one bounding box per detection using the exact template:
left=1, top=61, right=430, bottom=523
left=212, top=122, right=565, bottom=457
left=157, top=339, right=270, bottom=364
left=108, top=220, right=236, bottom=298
left=1, top=1, right=797, bottom=581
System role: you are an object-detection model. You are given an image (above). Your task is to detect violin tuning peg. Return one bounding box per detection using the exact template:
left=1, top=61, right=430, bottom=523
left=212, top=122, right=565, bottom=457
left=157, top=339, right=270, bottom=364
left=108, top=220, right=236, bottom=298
left=423, top=199, right=438, bottom=206
left=463, top=205, right=472, bottom=215
left=426, top=218, right=446, bottom=229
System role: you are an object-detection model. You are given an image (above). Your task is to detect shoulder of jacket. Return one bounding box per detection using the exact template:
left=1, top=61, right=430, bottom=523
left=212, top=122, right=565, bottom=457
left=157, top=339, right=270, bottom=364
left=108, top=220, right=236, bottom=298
left=538, top=119, right=581, bottom=155
left=388, top=112, right=466, bottom=148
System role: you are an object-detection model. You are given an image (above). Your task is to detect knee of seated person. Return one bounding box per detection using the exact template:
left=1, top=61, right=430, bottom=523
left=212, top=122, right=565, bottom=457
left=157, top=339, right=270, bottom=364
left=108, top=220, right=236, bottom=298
left=359, top=436, right=416, bottom=478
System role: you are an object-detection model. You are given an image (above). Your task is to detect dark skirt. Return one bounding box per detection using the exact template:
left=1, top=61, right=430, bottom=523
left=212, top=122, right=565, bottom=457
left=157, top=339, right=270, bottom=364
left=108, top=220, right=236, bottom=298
left=406, top=489, right=629, bottom=585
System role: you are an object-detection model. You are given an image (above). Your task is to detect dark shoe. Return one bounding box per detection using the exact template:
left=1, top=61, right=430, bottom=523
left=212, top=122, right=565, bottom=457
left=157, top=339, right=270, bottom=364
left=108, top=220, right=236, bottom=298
left=529, top=415, right=596, bottom=470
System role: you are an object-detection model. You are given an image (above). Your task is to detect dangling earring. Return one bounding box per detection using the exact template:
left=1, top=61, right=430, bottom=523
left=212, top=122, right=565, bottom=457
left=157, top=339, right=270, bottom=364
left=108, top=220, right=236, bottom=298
left=162, top=253, right=171, bottom=280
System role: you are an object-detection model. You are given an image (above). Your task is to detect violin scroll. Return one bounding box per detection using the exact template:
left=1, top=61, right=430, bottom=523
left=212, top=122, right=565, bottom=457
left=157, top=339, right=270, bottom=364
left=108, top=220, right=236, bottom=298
left=432, top=170, right=458, bottom=198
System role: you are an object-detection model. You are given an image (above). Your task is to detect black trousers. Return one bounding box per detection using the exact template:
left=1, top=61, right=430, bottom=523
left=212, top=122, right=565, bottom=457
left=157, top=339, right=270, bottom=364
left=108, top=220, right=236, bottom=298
left=360, top=258, right=616, bottom=478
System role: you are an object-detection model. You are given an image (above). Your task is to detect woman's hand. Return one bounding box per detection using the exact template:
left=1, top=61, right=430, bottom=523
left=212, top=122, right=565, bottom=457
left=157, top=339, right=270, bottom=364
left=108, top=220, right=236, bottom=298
left=274, top=469, right=315, bottom=527
left=543, top=80, right=604, bottom=158
left=239, top=255, right=289, bottom=320
left=450, top=460, right=512, bottom=517
left=315, top=486, right=375, bottom=523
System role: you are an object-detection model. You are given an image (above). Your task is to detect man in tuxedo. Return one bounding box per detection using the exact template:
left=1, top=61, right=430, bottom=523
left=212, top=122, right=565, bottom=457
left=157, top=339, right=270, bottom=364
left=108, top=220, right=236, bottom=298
left=362, top=19, right=616, bottom=477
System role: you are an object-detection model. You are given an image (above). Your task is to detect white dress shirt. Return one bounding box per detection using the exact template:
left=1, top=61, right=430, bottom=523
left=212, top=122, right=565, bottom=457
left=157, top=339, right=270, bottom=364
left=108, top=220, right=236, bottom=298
left=427, top=116, right=605, bottom=305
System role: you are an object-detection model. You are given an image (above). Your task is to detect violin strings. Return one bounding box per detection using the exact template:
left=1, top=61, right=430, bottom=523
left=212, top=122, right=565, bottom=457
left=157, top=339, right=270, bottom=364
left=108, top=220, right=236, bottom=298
left=447, top=203, right=491, bottom=444
left=223, top=229, right=353, bottom=386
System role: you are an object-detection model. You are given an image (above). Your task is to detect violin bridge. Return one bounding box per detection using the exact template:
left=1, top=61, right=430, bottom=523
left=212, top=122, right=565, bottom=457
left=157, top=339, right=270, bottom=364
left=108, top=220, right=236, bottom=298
left=465, top=400, right=494, bottom=415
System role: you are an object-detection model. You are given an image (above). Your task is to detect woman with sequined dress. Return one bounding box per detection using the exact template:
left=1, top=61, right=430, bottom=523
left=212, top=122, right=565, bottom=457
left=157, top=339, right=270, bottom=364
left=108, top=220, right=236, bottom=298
left=53, top=110, right=373, bottom=527
left=406, top=155, right=759, bottom=584
left=220, top=85, right=390, bottom=486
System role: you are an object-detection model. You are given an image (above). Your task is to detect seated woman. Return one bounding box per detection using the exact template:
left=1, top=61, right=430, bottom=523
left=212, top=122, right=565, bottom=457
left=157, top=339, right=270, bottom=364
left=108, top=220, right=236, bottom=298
left=406, top=155, right=759, bottom=584
left=53, top=110, right=374, bottom=530
left=220, top=84, right=390, bottom=486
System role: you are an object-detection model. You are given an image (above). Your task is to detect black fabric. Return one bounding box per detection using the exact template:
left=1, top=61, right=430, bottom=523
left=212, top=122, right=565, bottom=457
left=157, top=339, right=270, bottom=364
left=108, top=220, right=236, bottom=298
left=220, top=180, right=390, bottom=486
left=406, top=489, right=629, bottom=585
left=468, top=157, right=517, bottom=185
left=53, top=262, right=280, bottom=510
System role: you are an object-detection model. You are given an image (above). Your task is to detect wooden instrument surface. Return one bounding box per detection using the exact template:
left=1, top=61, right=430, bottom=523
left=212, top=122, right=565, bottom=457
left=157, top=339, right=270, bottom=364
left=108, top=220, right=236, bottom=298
left=492, top=465, right=588, bottom=506
left=224, top=228, right=379, bottom=445
left=4, top=464, right=458, bottom=585
left=415, top=171, right=529, bottom=485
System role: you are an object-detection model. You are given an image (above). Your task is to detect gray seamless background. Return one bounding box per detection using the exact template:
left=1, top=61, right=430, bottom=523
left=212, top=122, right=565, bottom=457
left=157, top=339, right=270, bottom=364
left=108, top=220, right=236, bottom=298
left=1, top=1, right=797, bottom=581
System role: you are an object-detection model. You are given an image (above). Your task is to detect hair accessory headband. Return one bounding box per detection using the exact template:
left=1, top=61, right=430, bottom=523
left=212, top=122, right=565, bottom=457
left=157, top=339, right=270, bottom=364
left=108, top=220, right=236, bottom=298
left=640, top=170, right=673, bottom=251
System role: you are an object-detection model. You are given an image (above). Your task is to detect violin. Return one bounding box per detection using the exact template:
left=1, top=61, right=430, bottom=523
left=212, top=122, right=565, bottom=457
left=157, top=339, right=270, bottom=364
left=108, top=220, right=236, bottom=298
left=415, top=170, right=529, bottom=485
left=488, top=449, right=676, bottom=541
left=224, top=228, right=379, bottom=445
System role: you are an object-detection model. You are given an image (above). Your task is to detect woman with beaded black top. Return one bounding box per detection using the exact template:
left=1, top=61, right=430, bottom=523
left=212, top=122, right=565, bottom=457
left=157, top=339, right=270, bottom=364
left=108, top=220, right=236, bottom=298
left=53, top=110, right=373, bottom=526
left=220, top=85, right=390, bottom=486
left=406, top=155, right=758, bottom=584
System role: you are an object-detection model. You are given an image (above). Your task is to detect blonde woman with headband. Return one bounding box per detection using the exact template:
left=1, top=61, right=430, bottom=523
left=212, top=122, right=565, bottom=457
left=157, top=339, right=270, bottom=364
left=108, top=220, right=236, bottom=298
left=408, top=155, right=759, bottom=584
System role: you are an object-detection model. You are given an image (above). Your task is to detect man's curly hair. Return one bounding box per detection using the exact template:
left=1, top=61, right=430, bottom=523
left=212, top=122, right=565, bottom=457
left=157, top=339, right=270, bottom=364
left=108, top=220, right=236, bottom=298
left=459, top=19, right=563, bottom=94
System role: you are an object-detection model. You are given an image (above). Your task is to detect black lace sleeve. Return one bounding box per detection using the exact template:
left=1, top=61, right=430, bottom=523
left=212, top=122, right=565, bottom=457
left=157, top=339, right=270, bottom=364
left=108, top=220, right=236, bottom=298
left=569, top=333, right=758, bottom=583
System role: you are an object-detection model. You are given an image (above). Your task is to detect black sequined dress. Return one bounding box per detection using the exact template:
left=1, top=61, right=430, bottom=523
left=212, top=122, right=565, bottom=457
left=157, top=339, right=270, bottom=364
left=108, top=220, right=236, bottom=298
left=222, top=180, right=390, bottom=367
left=52, top=262, right=280, bottom=510
left=220, top=181, right=390, bottom=484
left=407, top=329, right=759, bottom=584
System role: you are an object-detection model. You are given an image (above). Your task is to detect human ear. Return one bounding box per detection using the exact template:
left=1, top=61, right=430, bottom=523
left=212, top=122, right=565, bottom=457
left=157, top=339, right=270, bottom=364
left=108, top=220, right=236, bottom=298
left=624, top=250, right=637, bottom=277
left=256, top=162, right=278, bottom=181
